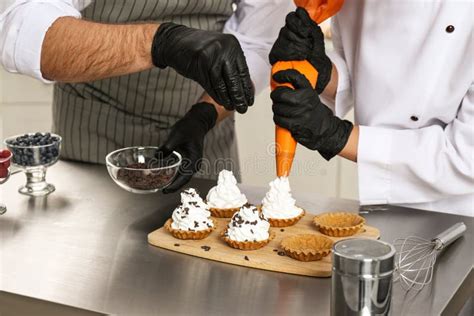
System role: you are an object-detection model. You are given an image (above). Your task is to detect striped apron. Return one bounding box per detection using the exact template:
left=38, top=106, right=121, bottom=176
left=52, top=0, right=240, bottom=181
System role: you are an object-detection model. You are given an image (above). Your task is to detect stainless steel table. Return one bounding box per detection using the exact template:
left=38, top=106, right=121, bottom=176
left=1, top=161, right=472, bottom=316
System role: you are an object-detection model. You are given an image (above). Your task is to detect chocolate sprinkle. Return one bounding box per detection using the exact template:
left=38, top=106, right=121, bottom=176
left=174, top=243, right=180, bottom=247
left=280, top=229, right=285, bottom=232
left=116, top=163, right=174, bottom=190
left=244, top=256, right=249, bottom=261
left=273, top=249, right=278, bottom=252
left=201, top=246, right=211, bottom=251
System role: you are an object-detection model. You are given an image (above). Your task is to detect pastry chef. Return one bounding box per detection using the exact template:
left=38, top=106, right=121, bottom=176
left=269, top=3, right=473, bottom=216
left=0, top=0, right=294, bottom=192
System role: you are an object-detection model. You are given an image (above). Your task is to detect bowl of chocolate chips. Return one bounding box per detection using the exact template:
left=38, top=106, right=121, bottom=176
left=106, top=146, right=182, bottom=194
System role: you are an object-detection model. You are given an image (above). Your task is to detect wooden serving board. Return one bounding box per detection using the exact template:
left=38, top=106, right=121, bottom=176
left=148, top=212, right=380, bottom=277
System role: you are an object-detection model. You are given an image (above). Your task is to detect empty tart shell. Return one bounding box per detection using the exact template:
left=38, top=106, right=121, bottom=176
left=313, top=212, right=365, bottom=237
left=209, top=207, right=241, bottom=218
left=165, top=218, right=216, bottom=240
left=281, top=234, right=334, bottom=262
left=221, top=229, right=275, bottom=250
left=258, top=206, right=306, bottom=227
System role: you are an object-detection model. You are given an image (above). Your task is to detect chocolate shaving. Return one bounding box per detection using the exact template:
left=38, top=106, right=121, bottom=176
left=174, top=243, right=180, bottom=247
left=273, top=249, right=278, bottom=252
left=194, top=221, right=199, bottom=228
left=201, top=246, right=211, bottom=251
left=244, top=256, right=249, bottom=261
left=280, top=229, right=285, bottom=232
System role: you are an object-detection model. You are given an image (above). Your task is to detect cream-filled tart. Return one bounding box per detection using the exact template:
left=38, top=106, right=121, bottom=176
left=206, top=170, right=247, bottom=218
left=165, top=188, right=215, bottom=240
left=260, top=177, right=305, bottom=227
left=221, top=204, right=274, bottom=250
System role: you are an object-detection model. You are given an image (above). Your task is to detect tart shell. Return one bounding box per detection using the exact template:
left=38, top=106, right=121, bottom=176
left=258, top=206, right=306, bottom=227
left=221, top=229, right=275, bottom=250
left=165, top=218, right=215, bottom=240
left=209, top=207, right=241, bottom=218
left=280, top=234, right=333, bottom=262
left=313, top=212, right=365, bottom=237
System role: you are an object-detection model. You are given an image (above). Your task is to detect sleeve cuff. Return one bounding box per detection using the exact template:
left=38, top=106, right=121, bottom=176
left=244, top=50, right=270, bottom=94
left=222, top=29, right=271, bottom=94
left=14, top=3, right=81, bottom=82
left=357, top=126, right=393, bottom=205
left=327, top=50, right=350, bottom=92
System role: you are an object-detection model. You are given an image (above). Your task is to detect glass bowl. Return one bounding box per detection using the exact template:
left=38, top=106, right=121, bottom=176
left=0, top=149, right=12, bottom=181
left=106, top=146, right=182, bottom=194
left=4, top=133, right=62, bottom=197
left=0, top=149, right=12, bottom=214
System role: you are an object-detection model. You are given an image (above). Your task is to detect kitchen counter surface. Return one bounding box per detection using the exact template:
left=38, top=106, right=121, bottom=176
left=0, top=161, right=472, bottom=316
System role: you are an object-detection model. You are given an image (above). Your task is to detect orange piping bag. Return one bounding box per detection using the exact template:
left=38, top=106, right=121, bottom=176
left=272, top=0, right=344, bottom=177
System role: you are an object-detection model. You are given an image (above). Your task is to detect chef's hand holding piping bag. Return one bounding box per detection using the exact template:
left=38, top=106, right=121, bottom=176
left=269, top=4, right=474, bottom=216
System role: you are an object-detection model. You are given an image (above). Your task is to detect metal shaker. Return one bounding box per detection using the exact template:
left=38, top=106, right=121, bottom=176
left=331, top=238, right=396, bottom=316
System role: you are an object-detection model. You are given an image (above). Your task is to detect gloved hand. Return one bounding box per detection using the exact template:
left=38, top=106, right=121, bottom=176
left=269, top=7, right=332, bottom=94
left=158, top=102, right=217, bottom=193
left=152, top=22, right=254, bottom=114
left=271, top=69, right=353, bottom=160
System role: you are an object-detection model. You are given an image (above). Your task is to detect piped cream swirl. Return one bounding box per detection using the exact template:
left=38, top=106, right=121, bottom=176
left=206, top=170, right=247, bottom=209
left=171, top=188, right=214, bottom=231
left=261, top=177, right=303, bottom=219
left=225, top=205, right=270, bottom=242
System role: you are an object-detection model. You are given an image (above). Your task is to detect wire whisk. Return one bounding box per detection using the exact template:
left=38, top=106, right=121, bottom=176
left=393, top=222, right=466, bottom=291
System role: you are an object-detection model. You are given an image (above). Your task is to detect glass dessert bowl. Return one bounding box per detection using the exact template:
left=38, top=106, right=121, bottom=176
left=4, top=133, right=62, bottom=197
left=0, top=149, right=13, bottom=214
left=106, top=146, right=182, bottom=194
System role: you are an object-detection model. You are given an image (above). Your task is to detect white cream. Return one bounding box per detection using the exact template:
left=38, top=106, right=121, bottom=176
left=171, top=188, right=214, bottom=231
left=225, top=205, right=270, bottom=242
left=261, top=177, right=303, bottom=219
left=206, top=170, right=247, bottom=209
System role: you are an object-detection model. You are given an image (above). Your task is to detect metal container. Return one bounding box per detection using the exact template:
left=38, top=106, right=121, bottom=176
left=331, top=238, right=396, bottom=316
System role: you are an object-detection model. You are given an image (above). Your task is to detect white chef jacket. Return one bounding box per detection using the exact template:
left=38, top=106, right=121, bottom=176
left=0, top=0, right=296, bottom=93
left=322, top=0, right=474, bottom=216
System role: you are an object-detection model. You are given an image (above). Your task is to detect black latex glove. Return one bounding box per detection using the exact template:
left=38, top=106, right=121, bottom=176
left=269, top=7, right=332, bottom=94
left=152, top=22, right=254, bottom=114
left=159, top=102, right=217, bottom=194
left=271, top=69, right=353, bottom=160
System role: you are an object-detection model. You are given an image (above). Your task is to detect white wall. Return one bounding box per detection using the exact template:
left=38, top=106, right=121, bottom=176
left=0, top=68, right=358, bottom=200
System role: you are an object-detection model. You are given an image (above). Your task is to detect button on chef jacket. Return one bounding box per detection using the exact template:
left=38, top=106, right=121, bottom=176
left=321, top=0, right=473, bottom=216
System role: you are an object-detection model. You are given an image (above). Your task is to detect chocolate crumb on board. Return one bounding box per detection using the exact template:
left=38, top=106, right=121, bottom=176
left=174, top=243, right=180, bottom=247
left=277, top=251, right=286, bottom=257
left=201, top=245, right=211, bottom=251
left=280, top=229, right=285, bottom=232
left=244, top=256, right=249, bottom=261
left=273, top=249, right=278, bottom=252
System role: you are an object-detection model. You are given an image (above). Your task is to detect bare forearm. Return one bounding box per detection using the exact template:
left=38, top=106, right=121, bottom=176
left=321, top=63, right=338, bottom=101
left=41, top=17, right=159, bottom=82
left=338, top=125, right=359, bottom=162
left=199, top=93, right=233, bottom=124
